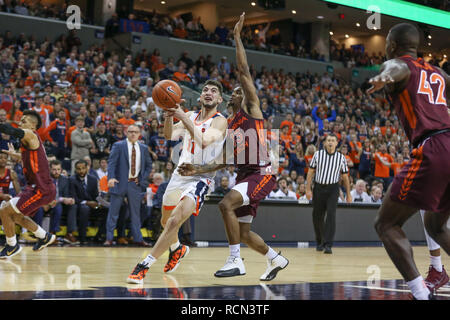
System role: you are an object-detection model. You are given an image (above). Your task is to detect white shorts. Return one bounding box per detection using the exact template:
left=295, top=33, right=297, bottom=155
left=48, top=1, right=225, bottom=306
left=231, top=182, right=253, bottom=223
left=162, top=174, right=214, bottom=216
left=0, top=197, right=21, bottom=214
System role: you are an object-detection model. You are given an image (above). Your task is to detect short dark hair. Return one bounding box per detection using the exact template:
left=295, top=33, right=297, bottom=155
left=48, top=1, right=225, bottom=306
left=75, top=159, right=88, bottom=168
left=23, top=110, right=42, bottom=129
left=50, top=160, right=62, bottom=167
left=203, top=80, right=223, bottom=96
left=326, top=133, right=338, bottom=141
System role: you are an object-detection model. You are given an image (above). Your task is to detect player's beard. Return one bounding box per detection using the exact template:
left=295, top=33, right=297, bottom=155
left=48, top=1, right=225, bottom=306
left=202, top=100, right=217, bottom=109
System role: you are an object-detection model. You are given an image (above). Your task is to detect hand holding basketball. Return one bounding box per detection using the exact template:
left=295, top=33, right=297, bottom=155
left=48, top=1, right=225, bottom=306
left=152, top=79, right=183, bottom=110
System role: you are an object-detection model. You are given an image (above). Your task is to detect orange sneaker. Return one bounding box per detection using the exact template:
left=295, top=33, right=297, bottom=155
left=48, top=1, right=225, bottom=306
left=126, top=263, right=149, bottom=284
left=164, top=245, right=190, bottom=273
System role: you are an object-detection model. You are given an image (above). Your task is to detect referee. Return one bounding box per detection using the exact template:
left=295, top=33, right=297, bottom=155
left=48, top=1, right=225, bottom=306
left=306, top=134, right=352, bottom=254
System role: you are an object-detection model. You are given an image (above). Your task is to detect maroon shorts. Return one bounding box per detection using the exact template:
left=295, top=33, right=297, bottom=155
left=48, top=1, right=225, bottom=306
left=12, top=185, right=56, bottom=217
left=390, top=131, right=450, bottom=213
left=232, top=170, right=276, bottom=218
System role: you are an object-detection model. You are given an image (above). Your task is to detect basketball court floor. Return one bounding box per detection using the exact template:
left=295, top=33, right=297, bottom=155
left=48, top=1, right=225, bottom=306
left=0, top=245, right=448, bottom=300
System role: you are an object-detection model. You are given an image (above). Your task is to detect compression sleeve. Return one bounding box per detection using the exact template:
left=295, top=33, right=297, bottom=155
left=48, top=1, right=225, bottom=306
left=0, top=124, right=25, bottom=139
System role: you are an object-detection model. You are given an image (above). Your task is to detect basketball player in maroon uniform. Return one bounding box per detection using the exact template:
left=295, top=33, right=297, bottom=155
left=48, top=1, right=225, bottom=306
left=0, top=110, right=57, bottom=258
left=367, top=23, right=450, bottom=299
left=179, top=13, right=289, bottom=281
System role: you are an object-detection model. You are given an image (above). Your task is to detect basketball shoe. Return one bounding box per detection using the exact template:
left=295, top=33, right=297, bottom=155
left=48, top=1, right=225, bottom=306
left=0, top=243, right=22, bottom=259
left=214, top=256, right=246, bottom=277
left=164, top=245, right=190, bottom=273
left=425, top=265, right=449, bottom=292
left=127, top=263, right=149, bottom=284
left=33, top=233, right=56, bottom=252
left=260, top=252, right=289, bottom=281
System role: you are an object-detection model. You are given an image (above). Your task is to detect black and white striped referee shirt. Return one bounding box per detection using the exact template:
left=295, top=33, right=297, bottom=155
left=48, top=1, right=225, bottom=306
left=309, top=149, right=349, bottom=185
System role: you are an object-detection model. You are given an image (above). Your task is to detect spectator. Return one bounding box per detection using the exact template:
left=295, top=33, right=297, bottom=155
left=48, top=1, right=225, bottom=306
left=217, top=56, right=230, bottom=74
left=71, top=116, right=93, bottom=174
left=269, top=177, right=297, bottom=200
left=41, top=160, right=76, bottom=239
left=68, top=159, right=99, bottom=245
left=358, top=139, right=374, bottom=180
left=350, top=179, right=372, bottom=203
left=214, top=22, right=229, bottom=45
left=96, top=158, right=108, bottom=180
left=90, top=120, right=112, bottom=160
left=255, top=22, right=271, bottom=49
left=373, top=143, right=393, bottom=189
left=214, top=176, right=231, bottom=196
left=148, top=124, right=171, bottom=172
left=173, top=23, right=188, bottom=39
left=0, top=84, right=14, bottom=113
left=370, top=185, right=383, bottom=204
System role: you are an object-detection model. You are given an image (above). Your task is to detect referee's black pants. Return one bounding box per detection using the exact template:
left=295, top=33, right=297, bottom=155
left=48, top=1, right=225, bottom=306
left=312, top=183, right=340, bottom=248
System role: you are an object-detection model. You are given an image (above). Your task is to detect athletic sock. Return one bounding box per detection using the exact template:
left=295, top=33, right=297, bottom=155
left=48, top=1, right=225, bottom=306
left=141, top=254, right=157, bottom=267
left=407, top=276, right=430, bottom=300
left=430, top=256, right=443, bottom=272
left=265, top=246, right=278, bottom=261
left=170, top=240, right=180, bottom=252
left=230, top=244, right=240, bottom=258
left=33, top=226, right=46, bottom=239
left=6, top=236, right=17, bottom=247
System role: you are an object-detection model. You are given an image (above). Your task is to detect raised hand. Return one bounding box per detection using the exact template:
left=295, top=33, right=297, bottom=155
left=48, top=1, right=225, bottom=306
left=1, top=142, right=20, bottom=160
left=234, top=12, right=245, bottom=35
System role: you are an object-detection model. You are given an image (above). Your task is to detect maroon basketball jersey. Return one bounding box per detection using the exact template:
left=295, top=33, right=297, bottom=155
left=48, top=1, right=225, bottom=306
left=0, top=168, right=12, bottom=194
left=390, top=55, right=450, bottom=146
left=227, top=109, right=270, bottom=173
left=21, top=133, right=54, bottom=190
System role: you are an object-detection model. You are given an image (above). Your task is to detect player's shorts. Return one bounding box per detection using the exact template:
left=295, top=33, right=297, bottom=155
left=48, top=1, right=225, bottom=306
left=2, top=185, right=56, bottom=217
left=390, top=131, right=450, bottom=213
left=162, top=174, right=213, bottom=216
left=232, top=170, right=276, bottom=223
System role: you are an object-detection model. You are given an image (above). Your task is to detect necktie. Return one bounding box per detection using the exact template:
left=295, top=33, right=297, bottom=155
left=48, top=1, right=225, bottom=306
left=54, top=179, right=59, bottom=200
left=82, top=179, right=87, bottom=192
left=131, top=143, right=136, bottom=177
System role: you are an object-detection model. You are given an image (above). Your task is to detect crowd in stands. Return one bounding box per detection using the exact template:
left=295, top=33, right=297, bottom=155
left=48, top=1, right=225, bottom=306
left=0, top=11, right=444, bottom=245
left=0, top=1, right=388, bottom=67
left=0, top=0, right=93, bottom=24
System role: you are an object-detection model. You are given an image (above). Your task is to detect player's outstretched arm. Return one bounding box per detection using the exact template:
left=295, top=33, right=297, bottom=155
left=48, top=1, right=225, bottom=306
left=367, top=59, right=411, bottom=94
left=234, top=12, right=262, bottom=118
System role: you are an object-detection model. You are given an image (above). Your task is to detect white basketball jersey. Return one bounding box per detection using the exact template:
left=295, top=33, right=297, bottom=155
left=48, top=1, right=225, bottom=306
left=174, top=111, right=225, bottom=179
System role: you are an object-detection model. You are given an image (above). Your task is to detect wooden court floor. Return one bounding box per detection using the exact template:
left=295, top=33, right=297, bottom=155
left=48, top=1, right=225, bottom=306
left=0, top=245, right=448, bottom=300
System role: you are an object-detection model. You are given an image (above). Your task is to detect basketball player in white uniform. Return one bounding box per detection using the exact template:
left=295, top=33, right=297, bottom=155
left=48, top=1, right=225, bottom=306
left=127, top=80, right=228, bottom=284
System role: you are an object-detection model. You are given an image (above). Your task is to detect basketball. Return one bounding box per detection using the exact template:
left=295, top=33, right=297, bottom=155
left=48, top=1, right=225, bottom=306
left=152, top=79, right=183, bottom=110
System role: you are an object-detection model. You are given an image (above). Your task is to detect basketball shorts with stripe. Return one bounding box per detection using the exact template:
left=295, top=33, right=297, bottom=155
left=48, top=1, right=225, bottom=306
left=162, top=174, right=213, bottom=216
left=390, top=131, right=450, bottom=213
left=8, top=185, right=56, bottom=217
left=232, top=172, right=276, bottom=222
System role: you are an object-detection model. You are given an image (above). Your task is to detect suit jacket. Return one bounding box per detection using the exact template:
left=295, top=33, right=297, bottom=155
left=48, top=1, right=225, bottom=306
left=69, top=174, right=99, bottom=203
left=55, top=175, right=71, bottom=199
left=107, top=139, right=152, bottom=195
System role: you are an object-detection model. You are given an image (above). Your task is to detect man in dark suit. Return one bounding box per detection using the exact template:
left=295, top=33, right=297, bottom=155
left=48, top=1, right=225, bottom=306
left=68, top=159, right=99, bottom=245
left=106, top=124, right=152, bottom=246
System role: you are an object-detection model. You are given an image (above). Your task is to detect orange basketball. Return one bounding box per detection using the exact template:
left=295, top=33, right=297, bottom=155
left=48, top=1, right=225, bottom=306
left=152, top=79, right=182, bottom=110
